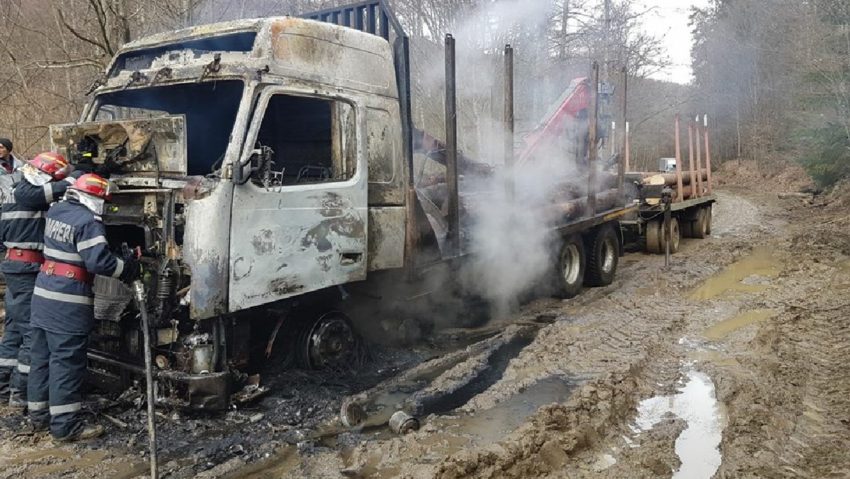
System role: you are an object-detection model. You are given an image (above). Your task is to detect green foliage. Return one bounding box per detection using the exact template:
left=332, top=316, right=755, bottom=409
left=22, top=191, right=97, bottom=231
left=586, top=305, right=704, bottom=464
left=796, top=123, right=850, bottom=188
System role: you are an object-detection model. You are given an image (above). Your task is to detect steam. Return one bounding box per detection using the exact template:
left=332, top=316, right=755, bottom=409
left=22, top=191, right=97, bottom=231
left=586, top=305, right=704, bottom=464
left=414, top=1, right=597, bottom=315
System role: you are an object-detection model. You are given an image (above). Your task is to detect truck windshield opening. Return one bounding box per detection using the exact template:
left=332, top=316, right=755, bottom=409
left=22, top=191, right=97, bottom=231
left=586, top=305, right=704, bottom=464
left=94, top=80, right=243, bottom=176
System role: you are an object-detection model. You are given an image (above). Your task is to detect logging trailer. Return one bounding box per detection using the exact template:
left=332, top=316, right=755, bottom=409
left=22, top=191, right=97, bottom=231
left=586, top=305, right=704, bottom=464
left=621, top=114, right=717, bottom=254
left=48, top=0, right=637, bottom=409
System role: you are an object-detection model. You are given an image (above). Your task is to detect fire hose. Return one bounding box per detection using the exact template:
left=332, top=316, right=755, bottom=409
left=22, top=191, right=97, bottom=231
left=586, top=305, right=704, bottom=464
left=132, top=279, right=158, bottom=479
left=125, top=242, right=158, bottom=479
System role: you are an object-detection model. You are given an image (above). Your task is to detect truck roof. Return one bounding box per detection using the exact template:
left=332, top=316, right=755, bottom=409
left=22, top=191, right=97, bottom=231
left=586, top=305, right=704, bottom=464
left=110, top=16, right=398, bottom=98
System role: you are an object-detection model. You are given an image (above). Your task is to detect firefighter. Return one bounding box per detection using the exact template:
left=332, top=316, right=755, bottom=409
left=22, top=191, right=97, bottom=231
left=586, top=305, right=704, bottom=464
left=0, top=153, right=73, bottom=411
left=28, top=173, right=139, bottom=441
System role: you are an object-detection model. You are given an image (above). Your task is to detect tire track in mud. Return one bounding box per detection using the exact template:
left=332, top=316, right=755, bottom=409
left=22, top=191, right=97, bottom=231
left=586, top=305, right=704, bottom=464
left=707, top=214, right=850, bottom=478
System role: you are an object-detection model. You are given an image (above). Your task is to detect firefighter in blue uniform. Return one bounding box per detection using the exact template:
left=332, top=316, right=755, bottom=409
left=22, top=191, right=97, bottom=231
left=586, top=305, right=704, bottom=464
left=0, top=152, right=73, bottom=410
left=28, top=173, right=138, bottom=441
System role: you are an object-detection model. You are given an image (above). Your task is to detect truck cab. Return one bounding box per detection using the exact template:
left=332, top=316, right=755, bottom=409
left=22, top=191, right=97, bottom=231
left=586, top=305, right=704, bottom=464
left=51, top=15, right=413, bottom=408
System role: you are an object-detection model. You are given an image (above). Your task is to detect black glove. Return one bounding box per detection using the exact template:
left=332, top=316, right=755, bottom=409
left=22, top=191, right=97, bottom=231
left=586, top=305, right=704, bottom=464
left=119, top=256, right=140, bottom=283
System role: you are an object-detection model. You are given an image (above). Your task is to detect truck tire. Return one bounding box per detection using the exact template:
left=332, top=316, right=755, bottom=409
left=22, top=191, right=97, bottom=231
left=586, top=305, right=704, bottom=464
left=585, top=224, right=619, bottom=286
left=555, top=234, right=585, bottom=299
left=645, top=220, right=662, bottom=254
left=692, top=208, right=708, bottom=239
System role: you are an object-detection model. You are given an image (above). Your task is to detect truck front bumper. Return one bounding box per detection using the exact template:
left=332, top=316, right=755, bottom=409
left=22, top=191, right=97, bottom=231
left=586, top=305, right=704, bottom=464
left=87, top=351, right=232, bottom=411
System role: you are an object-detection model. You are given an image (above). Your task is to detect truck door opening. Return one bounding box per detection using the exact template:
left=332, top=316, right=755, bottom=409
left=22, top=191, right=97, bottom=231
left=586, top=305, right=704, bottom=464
left=255, top=94, right=356, bottom=185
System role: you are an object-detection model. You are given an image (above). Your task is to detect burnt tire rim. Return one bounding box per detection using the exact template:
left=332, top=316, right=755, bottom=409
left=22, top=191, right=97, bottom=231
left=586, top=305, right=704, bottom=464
left=304, top=312, right=356, bottom=370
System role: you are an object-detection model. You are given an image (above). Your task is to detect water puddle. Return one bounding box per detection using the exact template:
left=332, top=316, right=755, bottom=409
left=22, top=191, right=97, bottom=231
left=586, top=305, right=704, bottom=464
left=634, top=370, right=725, bottom=479
left=418, top=334, right=535, bottom=415
left=432, top=376, right=575, bottom=444
left=690, top=247, right=782, bottom=300
left=703, top=309, right=777, bottom=340
left=343, top=376, right=575, bottom=475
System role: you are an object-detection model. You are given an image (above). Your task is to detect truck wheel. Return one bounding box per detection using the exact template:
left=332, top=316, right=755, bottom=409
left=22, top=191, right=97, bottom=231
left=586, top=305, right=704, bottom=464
left=555, top=235, right=585, bottom=299
left=645, top=220, right=662, bottom=254
left=585, top=224, right=619, bottom=286
left=705, top=205, right=712, bottom=235
left=692, top=208, right=708, bottom=239
left=296, top=311, right=357, bottom=370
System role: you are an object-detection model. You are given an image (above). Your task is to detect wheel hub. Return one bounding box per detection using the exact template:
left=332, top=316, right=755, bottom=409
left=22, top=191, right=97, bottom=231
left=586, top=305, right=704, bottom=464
left=302, top=312, right=356, bottom=369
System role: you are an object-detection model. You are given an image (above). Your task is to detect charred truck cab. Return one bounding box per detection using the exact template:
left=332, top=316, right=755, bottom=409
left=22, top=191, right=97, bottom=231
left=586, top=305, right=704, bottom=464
left=50, top=12, right=411, bottom=409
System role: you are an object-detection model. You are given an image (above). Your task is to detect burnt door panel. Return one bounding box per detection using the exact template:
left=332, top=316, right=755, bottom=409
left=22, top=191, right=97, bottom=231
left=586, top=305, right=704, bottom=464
left=229, top=91, right=367, bottom=311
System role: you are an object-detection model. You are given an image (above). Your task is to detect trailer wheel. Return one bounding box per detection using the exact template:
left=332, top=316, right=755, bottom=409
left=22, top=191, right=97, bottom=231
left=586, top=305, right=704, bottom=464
left=645, top=220, right=662, bottom=254
left=661, top=217, right=681, bottom=253
left=555, top=235, right=585, bottom=299
left=647, top=218, right=680, bottom=254
left=692, top=208, right=708, bottom=239
left=585, top=224, right=619, bottom=286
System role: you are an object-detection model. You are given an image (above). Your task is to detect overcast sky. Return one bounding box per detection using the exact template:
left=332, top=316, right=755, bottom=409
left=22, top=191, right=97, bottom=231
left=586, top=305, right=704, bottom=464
left=636, top=0, right=711, bottom=84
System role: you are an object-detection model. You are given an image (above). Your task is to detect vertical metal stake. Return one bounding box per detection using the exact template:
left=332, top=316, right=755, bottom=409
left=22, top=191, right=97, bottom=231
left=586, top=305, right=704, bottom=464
left=664, top=203, right=671, bottom=267
left=587, top=61, right=600, bottom=216
left=504, top=44, right=515, bottom=200
left=444, top=34, right=460, bottom=256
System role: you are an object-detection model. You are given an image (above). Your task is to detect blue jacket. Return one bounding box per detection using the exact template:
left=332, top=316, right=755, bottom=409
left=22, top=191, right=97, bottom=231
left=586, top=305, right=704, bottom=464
left=0, top=178, right=71, bottom=274
left=31, top=198, right=124, bottom=335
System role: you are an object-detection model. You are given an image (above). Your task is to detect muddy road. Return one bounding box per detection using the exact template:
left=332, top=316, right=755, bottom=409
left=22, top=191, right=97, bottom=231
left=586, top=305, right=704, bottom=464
left=2, top=179, right=849, bottom=478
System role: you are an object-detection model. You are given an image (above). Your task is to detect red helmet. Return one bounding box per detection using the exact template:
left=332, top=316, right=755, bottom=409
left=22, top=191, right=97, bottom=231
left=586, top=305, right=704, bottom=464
left=70, top=173, right=112, bottom=200
left=29, top=152, right=72, bottom=180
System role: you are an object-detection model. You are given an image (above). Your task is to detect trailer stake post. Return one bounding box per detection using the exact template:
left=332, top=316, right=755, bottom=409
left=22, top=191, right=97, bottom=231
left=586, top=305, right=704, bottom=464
left=617, top=66, right=627, bottom=202
left=445, top=34, right=460, bottom=256
left=504, top=44, right=515, bottom=200
left=673, top=114, right=684, bottom=202
left=587, top=61, right=600, bottom=216
left=704, top=114, right=713, bottom=194
left=695, top=115, right=703, bottom=196
left=688, top=120, right=697, bottom=199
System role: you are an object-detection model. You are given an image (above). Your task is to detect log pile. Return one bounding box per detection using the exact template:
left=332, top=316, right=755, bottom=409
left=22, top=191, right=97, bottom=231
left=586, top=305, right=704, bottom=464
left=548, top=188, right=621, bottom=219
left=626, top=168, right=710, bottom=204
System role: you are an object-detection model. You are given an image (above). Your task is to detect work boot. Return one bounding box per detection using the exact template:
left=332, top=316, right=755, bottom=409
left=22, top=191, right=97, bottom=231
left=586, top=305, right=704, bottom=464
left=8, top=393, right=26, bottom=412
left=54, top=423, right=104, bottom=443
left=17, top=418, right=48, bottom=435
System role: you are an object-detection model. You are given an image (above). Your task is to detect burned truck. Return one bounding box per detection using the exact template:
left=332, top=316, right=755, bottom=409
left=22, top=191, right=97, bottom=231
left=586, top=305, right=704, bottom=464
left=50, top=2, right=634, bottom=409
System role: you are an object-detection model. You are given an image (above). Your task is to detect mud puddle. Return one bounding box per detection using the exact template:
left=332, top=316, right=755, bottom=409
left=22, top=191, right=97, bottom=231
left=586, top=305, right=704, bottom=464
left=703, top=308, right=778, bottom=340
left=339, top=376, right=575, bottom=476
left=690, top=246, right=782, bottom=300
left=434, top=376, right=574, bottom=441
left=633, top=369, right=725, bottom=479
left=418, top=334, right=535, bottom=415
